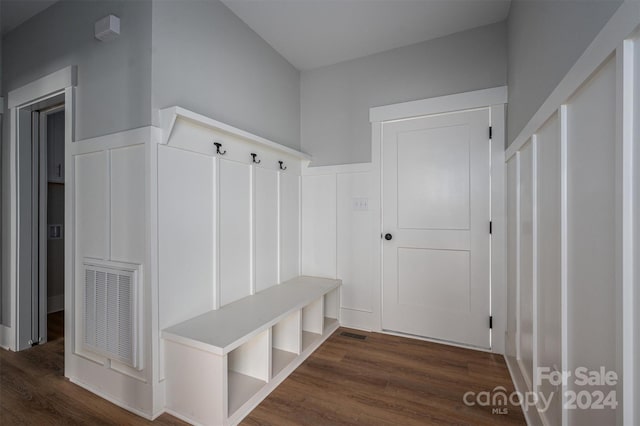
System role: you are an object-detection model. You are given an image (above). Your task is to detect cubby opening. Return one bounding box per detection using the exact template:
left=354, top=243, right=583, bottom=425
left=323, top=288, right=339, bottom=333
left=227, top=329, right=269, bottom=416
left=271, top=310, right=301, bottom=378
left=301, top=298, right=323, bottom=351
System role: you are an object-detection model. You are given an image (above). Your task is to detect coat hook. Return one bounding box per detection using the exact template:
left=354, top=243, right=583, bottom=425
left=213, top=142, right=226, bottom=155
left=278, top=161, right=287, bottom=171
left=251, top=153, right=261, bottom=164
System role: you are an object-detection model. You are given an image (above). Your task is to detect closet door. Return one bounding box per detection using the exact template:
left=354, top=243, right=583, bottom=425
left=219, top=159, right=252, bottom=306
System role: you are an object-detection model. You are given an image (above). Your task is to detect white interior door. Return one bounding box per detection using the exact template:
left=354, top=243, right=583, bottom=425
left=382, top=108, right=491, bottom=349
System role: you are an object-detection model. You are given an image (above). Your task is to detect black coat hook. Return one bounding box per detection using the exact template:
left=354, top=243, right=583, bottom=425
left=278, top=161, right=287, bottom=170
left=251, top=153, right=261, bottom=164
left=213, top=142, right=226, bottom=155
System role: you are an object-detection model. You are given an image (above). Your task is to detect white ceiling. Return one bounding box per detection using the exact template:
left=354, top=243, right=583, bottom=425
left=1, top=0, right=59, bottom=36
left=221, top=0, right=511, bottom=70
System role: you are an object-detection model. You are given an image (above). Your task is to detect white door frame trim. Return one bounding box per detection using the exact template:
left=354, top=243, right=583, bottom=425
left=2, top=66, right=76, bottom=351
left=370, top=85, right=507, bottom=354
left=370, top=86, right=507, bottom=123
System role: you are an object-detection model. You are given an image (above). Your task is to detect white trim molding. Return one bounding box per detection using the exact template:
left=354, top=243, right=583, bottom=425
left=7, top=68, right=77, bottom=354
left=369, top=86, right=507, bottom=123
left=8, top=66, right=77, bottom=109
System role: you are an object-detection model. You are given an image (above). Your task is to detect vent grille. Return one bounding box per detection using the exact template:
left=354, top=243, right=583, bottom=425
left=83, top=260, right=140, bottom=369
left=340, top=331, right=367, bottom=340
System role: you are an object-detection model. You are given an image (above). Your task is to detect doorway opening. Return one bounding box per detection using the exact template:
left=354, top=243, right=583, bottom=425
left=16, top=93, right=65, bottom=351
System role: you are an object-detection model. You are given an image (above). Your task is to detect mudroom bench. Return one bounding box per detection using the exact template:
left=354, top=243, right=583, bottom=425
left=162, top=276, right=341, bottom=425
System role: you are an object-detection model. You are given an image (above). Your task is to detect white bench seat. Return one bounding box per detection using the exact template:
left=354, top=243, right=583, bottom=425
left=162, top=276, right=341, bottom=426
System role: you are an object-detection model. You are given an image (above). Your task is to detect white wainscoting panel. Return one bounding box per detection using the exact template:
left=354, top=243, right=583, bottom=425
left=634, top=34, right=640, bottom=418
left=279, top=172, right=300, bottom=283
left=75, top=152, right=107, bottom=260
left=518, top=140, right=534, bottom=388
left=566, top=56, right=617, bottom=426
left=110, top=145, right=146, bottom=264
left=506, top=156, right=518, bottom=360
left=69, top=127, right=154, bottom=418
left=219, top=159, right=252, bottom=306
left=504, top=35, right=637, bottom=423
left=158, top=146, right=215, bottom=329
left=254, top=167, right=278, bottom=293
left=301, top=166, right=379, bottom=330
left=336, top=172, right=374, bottom=313
left=301, top=174, right=337, bottom=279
left=505, top=8, right=640, bottom=423
left=535, top=114, right=562, bottom=426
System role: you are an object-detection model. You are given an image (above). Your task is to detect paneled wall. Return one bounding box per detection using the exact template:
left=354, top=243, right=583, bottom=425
left=157, top=117, right=302, bottom=335
left=505, top=38, right=637, bottom=425
left=68, top=127, right=154, bottom=416
left=301, top=166, right=379, bottom=330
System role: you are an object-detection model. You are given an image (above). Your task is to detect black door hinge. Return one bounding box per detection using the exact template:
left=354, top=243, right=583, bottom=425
left=489, top=316, right=493, bottom=329
left=489, top=221, right=492, bottom=235
left=489, top=126, right=493, bottom=139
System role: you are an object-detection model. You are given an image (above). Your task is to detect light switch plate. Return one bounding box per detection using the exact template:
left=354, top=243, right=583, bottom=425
left=352, top=197, right=368, bottom=211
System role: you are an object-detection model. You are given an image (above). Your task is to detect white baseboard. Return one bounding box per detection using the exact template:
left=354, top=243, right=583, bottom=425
left=68, top=376, right=154, bottom=420
left=339, top=308, right=374, bottom=331
left=505, top=355, right=544, bottom=426
left=48, top=294, right=64, bottom=313
left=0, top=325, right=15, bottom=350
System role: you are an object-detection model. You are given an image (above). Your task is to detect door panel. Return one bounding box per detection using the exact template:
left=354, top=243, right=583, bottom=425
left=397, top=125, right=470, bottom=230
left=397, top=248, right=470, bottom=313
left=382, top=108, right=491, bottom=349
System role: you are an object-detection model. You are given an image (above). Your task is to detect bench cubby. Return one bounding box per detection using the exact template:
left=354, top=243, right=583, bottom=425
left=271, top=310, right=301, bottom=378
left=323, top=287, right=340, bottom=333
left=162, top=276, right=340, bottom=425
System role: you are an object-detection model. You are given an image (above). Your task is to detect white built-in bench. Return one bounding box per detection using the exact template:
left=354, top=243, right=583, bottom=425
left=162, top=276, right=341, bottom=425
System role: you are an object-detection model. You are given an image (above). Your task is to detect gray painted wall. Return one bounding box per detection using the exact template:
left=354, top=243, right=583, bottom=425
left=151, top=0, right=301, bottom=150
left=300, top=22, right=507, bottom=166
left=1, top=0, right=152, bottom=328
left=1, top=0, right=153, bottom=141
left=506, top=0, right=622, bottom=145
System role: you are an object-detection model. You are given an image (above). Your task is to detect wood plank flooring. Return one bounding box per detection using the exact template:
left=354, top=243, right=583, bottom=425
left=244, top=329, right=525, bottom=426
left=1, top=315, right=524, bottom=425
left=0, top=312, right=185, bottom=425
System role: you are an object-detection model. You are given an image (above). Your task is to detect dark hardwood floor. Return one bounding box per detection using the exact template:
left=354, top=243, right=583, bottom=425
left=1, top=315, right=524, bottom=425
left=244, top=329, right=526, bottom=426
left=0, top=312, right=185, bottom=425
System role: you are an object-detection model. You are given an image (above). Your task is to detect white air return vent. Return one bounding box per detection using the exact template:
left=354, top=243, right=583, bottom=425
left=83, top=259, right=142, bottom=369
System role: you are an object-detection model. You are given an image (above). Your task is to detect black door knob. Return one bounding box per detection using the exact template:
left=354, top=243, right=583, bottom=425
left=384, top=233, right=392, bottom=241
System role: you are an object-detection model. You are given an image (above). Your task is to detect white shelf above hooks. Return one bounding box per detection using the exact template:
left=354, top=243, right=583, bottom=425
left=159, top=106, right=311, bottom=161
